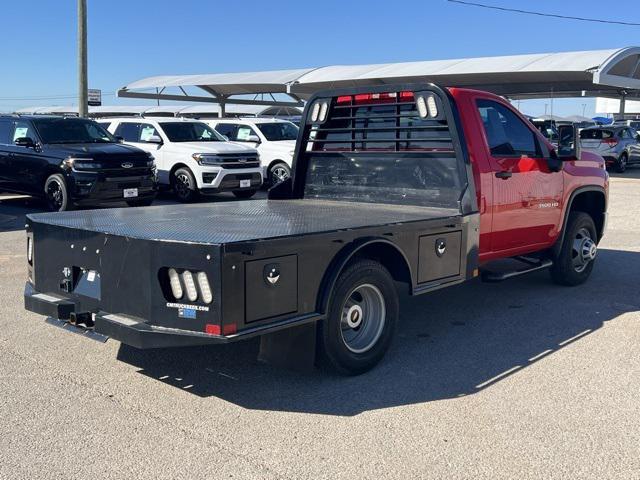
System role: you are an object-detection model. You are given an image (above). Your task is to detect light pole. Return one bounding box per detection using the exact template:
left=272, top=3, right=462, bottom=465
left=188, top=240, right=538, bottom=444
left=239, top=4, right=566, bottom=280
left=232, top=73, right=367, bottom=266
left=78, top=0, right=88, bottom=117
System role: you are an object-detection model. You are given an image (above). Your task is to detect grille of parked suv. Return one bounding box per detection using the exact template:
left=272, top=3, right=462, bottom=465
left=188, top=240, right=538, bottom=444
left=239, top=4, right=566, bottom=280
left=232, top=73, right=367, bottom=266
left=74, top=154, right=154, bottom=177
left=214, top=153, right=260, bottom=169
left=308, top=91, right=454, bottom=153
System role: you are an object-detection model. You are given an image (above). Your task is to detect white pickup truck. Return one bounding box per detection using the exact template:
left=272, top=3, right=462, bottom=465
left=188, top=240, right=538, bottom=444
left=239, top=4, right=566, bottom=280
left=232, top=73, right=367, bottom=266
left=99, top=117, right=262, bottom=201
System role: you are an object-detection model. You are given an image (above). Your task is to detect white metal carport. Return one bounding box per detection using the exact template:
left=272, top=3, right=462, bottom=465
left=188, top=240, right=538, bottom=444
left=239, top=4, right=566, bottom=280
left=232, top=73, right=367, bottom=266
left=117, top=47, right=640, bottom=114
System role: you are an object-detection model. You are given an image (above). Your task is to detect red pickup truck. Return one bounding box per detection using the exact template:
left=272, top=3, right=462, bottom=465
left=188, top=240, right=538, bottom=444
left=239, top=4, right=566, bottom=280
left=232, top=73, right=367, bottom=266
left=24, top=84, right=607, bottom=375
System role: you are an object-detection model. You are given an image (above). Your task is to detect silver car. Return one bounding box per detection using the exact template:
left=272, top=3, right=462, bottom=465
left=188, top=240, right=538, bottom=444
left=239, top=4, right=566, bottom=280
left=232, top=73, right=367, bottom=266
left=579, top=126, right=640, bottom=173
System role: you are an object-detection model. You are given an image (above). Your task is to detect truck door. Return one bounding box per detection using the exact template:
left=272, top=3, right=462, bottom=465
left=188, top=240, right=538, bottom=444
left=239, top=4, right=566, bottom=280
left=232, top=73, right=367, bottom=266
left=475, top=98, right=563, bottom=252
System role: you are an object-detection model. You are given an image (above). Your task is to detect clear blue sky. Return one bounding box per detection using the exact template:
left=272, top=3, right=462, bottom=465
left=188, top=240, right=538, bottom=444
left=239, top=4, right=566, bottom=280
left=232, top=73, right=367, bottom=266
left=0, top=0, right=637, bottom=116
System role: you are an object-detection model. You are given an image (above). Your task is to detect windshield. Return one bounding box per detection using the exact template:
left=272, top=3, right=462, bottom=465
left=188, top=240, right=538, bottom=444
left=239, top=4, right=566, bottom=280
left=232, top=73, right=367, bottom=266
left=256, top=122, right=298, bottom=141
left=33, top=118, right=115, bottom=144
left=159, top=122, right=223, bottom=142
left=580, top=129, right=613, bottom=140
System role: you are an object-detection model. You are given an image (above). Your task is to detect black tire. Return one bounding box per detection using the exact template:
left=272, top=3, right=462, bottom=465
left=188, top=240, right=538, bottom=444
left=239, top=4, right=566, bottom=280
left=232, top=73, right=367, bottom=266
left=550, top=212, right=598, bottom=286
left=615, top=152, right=628, bottom=173
left=44, top=174, right=73, bottom=212
left=318, top=260, right=399, bottom=375
left=126, top=197, right=155, bottom=207
left=268, top=162, right=291, bottom=186
left=173, top=167, right=199, bottom=202
left=232, top=189, right=258, bottom=199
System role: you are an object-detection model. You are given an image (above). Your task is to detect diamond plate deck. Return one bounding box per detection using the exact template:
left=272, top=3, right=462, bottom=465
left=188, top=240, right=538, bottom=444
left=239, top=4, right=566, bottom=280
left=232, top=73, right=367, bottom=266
left=27, top=200, right=460, bottom=245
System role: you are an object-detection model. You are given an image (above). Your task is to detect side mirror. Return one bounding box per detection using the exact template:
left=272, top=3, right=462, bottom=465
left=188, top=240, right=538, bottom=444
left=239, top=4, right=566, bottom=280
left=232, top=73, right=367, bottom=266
left=246, top=134, right=261, bottom=144
left=114, top=135, right=124, bottom=143
left=146, top=135, right=163, bottom=144
left=15, top=137, right=35, bottom=148
left=557, top=124, right=581, bottom=160
left=636, top=134, right=640, bottom=142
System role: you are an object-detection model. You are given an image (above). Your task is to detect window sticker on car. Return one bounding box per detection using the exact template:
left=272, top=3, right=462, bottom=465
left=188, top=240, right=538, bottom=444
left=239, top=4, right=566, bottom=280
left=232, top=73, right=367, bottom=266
left=13, top=127, right=29, bottom=140
left=140, top=126, right=156, bottom=142
left=236, top=127, right=252, bottom=141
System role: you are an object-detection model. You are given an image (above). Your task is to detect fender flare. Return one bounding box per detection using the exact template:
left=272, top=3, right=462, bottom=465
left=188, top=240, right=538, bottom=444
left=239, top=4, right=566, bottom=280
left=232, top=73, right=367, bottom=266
left=316, top=237, right=413, bottom=315
left=552, top=185, right=607, bottom=257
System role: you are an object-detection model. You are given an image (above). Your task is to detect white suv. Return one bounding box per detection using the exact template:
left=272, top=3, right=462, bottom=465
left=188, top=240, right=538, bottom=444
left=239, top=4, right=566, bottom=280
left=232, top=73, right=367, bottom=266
left=207, top=118, right=298, bottom=186
left=99, top=117, right=262, bottom=202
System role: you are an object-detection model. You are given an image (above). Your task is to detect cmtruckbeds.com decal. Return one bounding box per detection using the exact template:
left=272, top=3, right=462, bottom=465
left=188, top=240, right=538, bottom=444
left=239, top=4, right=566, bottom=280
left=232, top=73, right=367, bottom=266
left=166, top=302, right=210, bottom=312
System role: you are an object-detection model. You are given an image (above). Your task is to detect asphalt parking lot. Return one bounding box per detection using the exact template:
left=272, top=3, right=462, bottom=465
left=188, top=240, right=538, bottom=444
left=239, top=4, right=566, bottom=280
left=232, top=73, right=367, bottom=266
left=1, top=174, right=639, bottom=480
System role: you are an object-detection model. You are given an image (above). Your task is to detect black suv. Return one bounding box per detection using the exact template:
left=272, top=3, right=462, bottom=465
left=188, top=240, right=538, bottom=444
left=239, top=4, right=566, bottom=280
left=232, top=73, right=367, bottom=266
left=0, top=115, right=157, bottom=211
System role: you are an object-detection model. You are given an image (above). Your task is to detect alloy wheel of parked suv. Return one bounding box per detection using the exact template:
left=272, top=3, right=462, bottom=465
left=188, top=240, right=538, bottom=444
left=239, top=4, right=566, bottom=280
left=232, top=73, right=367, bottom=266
left=269, top=163, right=291, bottom=186
left=173, top=167, right=198, bottom=202
left=44, top=174, right=71, bottom=212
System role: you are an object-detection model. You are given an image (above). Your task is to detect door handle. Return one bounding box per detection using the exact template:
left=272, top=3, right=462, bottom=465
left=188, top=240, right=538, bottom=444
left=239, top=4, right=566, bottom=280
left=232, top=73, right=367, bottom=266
left=495, top=171, right=512, bottom=180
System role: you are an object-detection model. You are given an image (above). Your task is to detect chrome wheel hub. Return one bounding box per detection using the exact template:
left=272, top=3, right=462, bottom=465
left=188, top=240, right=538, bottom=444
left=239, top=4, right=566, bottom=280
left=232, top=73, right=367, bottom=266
left=340, top=284, right=386, bottom=354
left=345, top=304, right=364, bottom=328
left=572, top=228, right=596, bottom=273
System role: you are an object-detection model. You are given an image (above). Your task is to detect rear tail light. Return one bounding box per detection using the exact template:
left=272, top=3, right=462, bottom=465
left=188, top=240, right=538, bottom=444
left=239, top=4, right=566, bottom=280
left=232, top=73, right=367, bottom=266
left=168, top=268, right=183, bottom=299
left=181, top=270, right=198, bottom=302
left=166, top=268, right=214, bottom=304
left=196, top=272, right=213, bottom=304
left=603, top=138, right=618, bottom=146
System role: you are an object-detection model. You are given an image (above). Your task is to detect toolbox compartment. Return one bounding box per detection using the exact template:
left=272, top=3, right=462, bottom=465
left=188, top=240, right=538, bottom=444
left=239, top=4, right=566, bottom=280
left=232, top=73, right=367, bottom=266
left=245, top=254, right=298, bottom=323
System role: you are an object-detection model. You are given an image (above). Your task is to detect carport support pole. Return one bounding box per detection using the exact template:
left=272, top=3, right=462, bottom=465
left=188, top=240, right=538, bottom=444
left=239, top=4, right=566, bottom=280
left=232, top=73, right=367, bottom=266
left=77, top=0, right=88, bottom=118
left=619, top=94, right=626, bottom=117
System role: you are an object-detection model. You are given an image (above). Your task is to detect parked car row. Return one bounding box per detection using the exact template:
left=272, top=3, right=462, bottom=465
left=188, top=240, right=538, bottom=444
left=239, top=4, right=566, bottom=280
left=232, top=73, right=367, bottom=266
left=0, top=114, right=299, bottom=211
left=579, top=125, right=640, bottom=173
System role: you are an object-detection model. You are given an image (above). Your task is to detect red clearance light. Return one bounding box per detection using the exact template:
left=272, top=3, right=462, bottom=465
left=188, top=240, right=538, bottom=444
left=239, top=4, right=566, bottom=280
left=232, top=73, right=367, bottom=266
left=205, top=324, right=220, bottom=335
left=336, top=95, right=352, bottom=104
left=400, top=91, right=414, bottom=100
left=222, top=323, right=237, bottom=335
left=206, top=323, right=237, bottom=335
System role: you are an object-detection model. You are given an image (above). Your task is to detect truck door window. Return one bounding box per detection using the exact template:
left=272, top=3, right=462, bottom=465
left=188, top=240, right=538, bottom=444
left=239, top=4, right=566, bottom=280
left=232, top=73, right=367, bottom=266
left=115, top=123, right=142, bottom=142
left=476, top=100, right=539, bottom=157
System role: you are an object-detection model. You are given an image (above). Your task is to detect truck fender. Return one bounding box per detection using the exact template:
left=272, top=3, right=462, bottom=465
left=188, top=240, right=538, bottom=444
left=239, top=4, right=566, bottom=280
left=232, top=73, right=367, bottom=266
left=316, top=237, right=413, bottom=315
left=552, top=186, right=607, bottom=258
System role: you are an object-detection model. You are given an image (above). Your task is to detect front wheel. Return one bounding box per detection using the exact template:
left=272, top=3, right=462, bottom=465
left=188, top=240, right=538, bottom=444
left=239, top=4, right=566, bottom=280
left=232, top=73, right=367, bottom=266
left=173, top=168, right=199, bottom=203
left=550, top=212, right=597, bottom=286
left=44, top=174, right=72, bottom=212
left=318, top=260, right=398, bottom=375
left=232, top=189, right=257, bottom=199
left=268, top=162, right=291, bottom=186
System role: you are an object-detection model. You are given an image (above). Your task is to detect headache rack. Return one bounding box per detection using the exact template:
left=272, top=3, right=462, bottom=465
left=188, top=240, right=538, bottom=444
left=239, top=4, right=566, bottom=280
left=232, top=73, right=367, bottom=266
left=306, top=88, right=455, bottom=153
left=288, top=84, right=474, bottom=212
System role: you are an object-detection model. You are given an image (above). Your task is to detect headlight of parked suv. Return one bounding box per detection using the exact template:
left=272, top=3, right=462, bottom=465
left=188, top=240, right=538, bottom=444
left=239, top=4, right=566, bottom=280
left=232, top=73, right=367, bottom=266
left=192, top=153, right=221, bottom=165
left=62, top=157, right=104, bottom=170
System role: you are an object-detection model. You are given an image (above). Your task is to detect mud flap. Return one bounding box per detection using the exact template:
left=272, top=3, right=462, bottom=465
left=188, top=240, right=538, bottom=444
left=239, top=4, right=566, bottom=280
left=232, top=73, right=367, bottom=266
left=257, top=322, right=317, bottom=372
